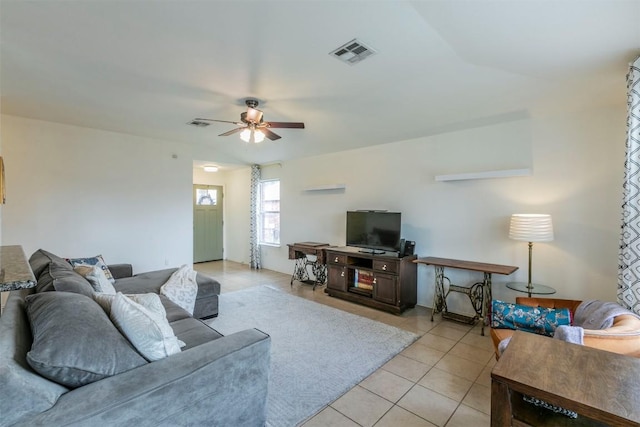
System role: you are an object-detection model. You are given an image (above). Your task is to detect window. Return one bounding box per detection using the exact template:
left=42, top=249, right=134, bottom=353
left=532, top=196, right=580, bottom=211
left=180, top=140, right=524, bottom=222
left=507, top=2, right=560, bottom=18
left=195, top=188, right=217, bottom=205
left=258, top=179, right=280, bottom=245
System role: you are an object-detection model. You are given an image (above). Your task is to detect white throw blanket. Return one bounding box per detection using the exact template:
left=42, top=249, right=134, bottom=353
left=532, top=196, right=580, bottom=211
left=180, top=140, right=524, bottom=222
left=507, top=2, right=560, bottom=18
left=160, top=265, right=198, bottom=315
left=553, top=300, right=640, bottom=345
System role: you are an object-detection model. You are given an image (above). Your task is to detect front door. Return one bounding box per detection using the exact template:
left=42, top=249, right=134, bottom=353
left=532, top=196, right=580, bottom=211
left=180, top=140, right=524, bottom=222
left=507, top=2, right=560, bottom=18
left=193, top=185, right=223, bottom=263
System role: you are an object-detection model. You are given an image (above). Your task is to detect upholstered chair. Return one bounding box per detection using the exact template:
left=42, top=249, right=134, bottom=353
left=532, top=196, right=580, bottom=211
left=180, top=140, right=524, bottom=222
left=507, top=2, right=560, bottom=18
left=490, top=297, right=640, bottom=360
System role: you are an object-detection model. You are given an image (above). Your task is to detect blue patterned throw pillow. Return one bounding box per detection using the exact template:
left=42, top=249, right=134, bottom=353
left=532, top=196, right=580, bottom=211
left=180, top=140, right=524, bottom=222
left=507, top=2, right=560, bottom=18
left=491, top=300, right=571, bottom=336
left=67, top=255, right=115, bottom=284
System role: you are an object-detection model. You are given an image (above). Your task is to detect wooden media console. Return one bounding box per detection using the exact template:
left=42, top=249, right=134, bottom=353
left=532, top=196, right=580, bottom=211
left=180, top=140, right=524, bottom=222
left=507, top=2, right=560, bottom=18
left=325, top=246, right=417, bottom=314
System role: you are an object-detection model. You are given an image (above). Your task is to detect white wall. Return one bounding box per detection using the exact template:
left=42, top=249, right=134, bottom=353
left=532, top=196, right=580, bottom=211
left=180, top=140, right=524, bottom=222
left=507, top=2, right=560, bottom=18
left=1, top=115, right=195, bottom=273
left=254, top=104, right=625, bottom=312
left=193, top=169, right=223, bottom=186
left=222, top=167, right=252, bottom=264
left=2, top=102, right=626, bottom=313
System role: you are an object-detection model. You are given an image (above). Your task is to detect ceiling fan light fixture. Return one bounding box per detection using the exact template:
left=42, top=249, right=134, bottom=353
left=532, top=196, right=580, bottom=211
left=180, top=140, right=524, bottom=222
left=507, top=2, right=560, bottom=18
left=240, top=128, right=252, bottom=143
left=245, top=107, right=263, bottom=123
left=254, top=130, right=265, bottom=143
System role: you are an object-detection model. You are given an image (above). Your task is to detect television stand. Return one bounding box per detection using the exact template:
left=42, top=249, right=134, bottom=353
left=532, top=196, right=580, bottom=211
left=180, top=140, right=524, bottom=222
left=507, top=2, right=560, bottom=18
left=358, top=248, right=387, bottom=255
left=325, top=246, right=417, bottom=314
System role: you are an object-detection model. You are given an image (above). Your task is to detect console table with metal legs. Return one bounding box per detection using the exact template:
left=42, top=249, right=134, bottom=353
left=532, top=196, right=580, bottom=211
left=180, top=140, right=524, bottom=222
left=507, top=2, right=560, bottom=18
left=287, top=242, right=331, bottom=290
left=414, top=257, right=518, bottom=335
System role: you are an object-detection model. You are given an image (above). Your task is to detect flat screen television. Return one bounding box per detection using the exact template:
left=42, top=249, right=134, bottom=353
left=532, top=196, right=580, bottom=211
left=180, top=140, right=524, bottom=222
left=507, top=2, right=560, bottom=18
left=346, top=211, right=402, bottom=254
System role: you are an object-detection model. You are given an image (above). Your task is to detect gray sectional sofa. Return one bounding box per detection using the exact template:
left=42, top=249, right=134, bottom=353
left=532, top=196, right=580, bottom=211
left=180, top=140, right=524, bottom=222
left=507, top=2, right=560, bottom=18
left=0, top=249, right=271, bottom=426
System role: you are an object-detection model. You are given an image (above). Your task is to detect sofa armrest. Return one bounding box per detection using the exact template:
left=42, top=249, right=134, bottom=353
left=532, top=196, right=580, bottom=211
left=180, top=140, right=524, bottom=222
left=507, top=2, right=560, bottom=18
left=18, top=329, right=271, bottom=427
left=108, top=263, right=133, bottom=279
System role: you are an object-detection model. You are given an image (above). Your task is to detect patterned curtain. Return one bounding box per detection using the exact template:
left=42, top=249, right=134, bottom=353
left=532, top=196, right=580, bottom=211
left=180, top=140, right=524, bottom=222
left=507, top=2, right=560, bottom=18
left=249, top=164, right=262, bottom=269
left=618, top=56, right=640, bottom=314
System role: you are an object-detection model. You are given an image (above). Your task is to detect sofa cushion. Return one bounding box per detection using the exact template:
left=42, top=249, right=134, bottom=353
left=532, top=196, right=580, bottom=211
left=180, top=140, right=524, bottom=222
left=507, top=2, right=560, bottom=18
left=114, top=268, right=177, bottom=294
left=194, top=294, right=219, bottom=320
left=25, top=291, right=147, bottom=388
left=67, top=254, right=115, bottom=283
left=170, top=317, right=223, bottom=350
left=196, top=273, right=221, bottom=299
left=0, top=290, right=69, bottom=426
left=160, top=295, right=192, bottom=322
left=29, top=249, right=68, bottom=280
left=110, top=293, right=183, bottom=361
left=491, top=299, right=571, bottom=337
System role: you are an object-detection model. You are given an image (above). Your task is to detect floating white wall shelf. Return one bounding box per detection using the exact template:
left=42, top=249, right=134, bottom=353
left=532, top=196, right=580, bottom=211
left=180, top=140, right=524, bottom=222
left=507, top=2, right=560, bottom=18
left=435, top=168, right=531, bottom=182
left=304, top=184, right=346, bottom=191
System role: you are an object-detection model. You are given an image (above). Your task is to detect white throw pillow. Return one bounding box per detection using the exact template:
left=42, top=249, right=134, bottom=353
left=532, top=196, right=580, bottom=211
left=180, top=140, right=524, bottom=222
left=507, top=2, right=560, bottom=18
left=160, top=265, right=198, bottom=315
left=93, top=292, right=162, bottom=314
left=109, top=293, right=182, bottom=361
left=75, top=265, right=116, bottom=294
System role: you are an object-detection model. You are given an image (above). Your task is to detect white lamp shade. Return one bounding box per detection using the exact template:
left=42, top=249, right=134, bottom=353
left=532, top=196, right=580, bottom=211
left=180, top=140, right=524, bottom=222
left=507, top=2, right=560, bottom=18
left=240, top=128, right=252, bottom=142
left=254, top=130, right=265, bottom=143
left=509, top=214, right=554, bottom=242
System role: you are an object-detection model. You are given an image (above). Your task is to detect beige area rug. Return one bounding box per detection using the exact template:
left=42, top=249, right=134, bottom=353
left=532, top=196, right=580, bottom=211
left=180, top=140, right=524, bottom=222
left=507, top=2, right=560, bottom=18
left=206, top=285, right=418, bottom=427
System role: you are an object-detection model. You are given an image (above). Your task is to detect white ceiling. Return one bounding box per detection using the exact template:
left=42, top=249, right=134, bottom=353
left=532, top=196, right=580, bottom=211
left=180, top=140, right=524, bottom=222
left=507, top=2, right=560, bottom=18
left=1, top=0, right=639, bottom=167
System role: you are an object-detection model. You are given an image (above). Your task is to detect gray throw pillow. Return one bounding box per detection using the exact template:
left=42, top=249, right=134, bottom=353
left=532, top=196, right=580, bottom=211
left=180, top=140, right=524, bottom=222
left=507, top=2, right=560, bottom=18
left=33, top=253, right=75, bottom=293
left=51, top=265, right=95, bottom=298
left=29, top=249, right=66, bottom=279
left=35, top=258, right=74, bottom=293
left=25, top=292, right=147, bottom=388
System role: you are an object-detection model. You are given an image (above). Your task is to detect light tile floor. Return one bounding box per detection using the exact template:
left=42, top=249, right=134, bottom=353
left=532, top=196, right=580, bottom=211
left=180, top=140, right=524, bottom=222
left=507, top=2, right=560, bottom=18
left=194, top=260, right=494, bottom=427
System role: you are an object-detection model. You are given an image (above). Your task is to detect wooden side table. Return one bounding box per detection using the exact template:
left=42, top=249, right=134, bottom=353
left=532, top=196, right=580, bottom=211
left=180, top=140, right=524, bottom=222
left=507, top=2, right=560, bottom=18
left=414, top=257, right=518, bottom=335
left=491, top=331, right=640, bottom=426
left=506, top=281, right=556, bottom=297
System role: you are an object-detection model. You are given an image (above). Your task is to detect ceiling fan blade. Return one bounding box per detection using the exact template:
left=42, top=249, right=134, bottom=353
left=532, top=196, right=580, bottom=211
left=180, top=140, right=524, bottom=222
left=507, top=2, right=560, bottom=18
left=195, top=118, right=244, bottom=125
left=261, top=128, right=281, bottom=141
left=266, top=121, right=305, bottom=129
left=219, top=127, right=245, bottom=137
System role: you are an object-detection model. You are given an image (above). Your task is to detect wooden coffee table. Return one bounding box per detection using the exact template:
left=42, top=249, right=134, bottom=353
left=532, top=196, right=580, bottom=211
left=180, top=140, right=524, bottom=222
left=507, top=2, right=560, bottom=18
left=491, top=331, right=640, bottom=426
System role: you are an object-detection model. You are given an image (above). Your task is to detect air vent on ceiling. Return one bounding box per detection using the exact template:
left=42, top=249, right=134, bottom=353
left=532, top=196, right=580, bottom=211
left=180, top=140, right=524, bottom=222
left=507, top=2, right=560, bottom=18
left=330, top=38, right=377, bottom=65
left=187, top=119, right=211, bottom=127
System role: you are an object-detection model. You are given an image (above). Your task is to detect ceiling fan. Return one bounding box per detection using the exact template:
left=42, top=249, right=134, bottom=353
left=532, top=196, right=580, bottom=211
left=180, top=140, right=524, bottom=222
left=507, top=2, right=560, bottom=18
left=194, top=99, right=305, bottom=143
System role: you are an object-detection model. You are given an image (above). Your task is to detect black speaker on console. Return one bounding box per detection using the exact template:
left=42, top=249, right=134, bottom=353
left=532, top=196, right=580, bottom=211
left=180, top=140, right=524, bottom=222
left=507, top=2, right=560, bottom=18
left=404, top=240, right=415, bottom=256
left=399, top=239, right=415, bottom=257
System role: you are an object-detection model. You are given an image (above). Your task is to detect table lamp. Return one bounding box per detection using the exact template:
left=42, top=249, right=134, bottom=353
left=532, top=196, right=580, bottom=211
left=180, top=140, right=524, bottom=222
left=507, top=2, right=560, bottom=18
left=508, top=214, right=554, bottom=297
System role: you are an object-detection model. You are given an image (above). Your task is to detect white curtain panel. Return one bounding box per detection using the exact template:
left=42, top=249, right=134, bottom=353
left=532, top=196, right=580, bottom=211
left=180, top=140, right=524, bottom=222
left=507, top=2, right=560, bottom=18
left=249, top=164, right=262, bottom=269
left=618, top=56, right=640, bottom=314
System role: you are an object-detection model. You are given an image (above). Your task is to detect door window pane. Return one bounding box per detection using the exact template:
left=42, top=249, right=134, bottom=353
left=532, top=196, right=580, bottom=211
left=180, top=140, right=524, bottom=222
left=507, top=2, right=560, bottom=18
left=196, top=188, right=217, bottom=205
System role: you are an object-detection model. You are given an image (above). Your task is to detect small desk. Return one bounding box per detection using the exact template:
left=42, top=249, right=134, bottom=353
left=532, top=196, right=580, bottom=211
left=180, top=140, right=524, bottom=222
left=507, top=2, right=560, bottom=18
left=287, top=242, right=330, bottom=290
left=414, top=257, right=518, bottom=335
left=491, top=331, right=640, bottom=426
